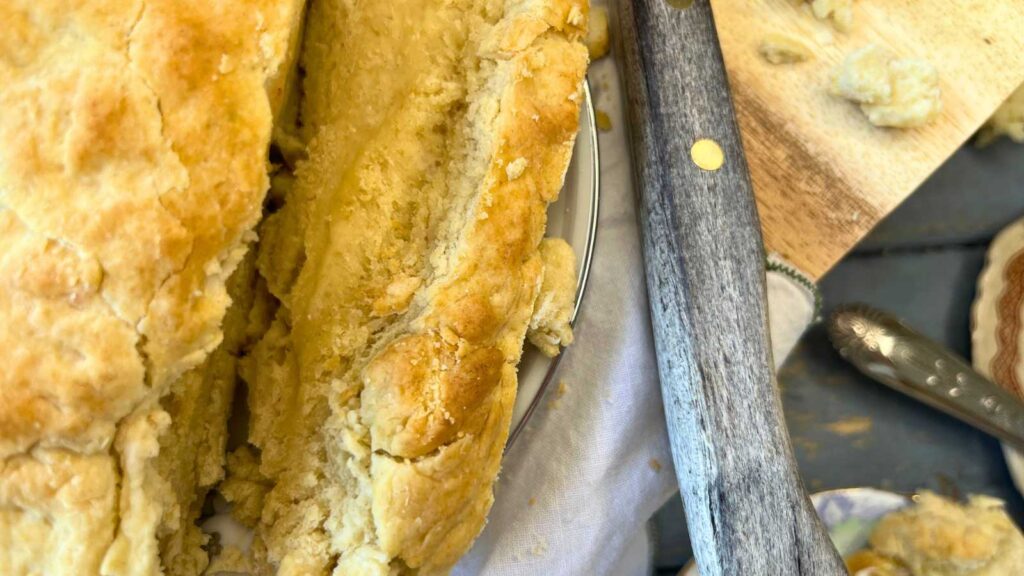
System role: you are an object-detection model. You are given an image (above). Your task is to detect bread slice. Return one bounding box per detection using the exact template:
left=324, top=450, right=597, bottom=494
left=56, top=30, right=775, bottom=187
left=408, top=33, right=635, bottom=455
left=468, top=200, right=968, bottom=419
left=230, top=0, right=589, bottom=573
left=0, top=1, right=304, bottom=573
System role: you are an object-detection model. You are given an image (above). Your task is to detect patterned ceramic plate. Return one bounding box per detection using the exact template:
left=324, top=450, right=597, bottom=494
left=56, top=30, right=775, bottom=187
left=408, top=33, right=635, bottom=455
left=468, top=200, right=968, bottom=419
left=972, top=217, right=1024, bottom=495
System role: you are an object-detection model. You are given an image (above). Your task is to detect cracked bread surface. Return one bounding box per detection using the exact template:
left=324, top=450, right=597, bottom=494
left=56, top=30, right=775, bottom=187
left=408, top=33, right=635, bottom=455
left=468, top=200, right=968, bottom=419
left=234, top=0, right=589, bottom=573
left=0, top=0, right=304, bottom=574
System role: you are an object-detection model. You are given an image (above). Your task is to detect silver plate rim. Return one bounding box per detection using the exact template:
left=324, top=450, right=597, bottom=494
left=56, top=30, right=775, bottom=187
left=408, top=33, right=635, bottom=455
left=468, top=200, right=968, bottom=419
left=507, top=77, right=601, bottom=447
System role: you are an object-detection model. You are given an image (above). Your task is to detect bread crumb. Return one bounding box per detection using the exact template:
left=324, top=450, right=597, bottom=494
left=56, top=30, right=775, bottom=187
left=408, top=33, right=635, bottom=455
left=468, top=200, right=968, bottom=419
left=831, top=45, right=893, bottom=104
left=978, top=83, right=1024, bottom=145
left=556, top=380, right=568, bottom=399
left=595, top=109, right=613, bottom=132
left=759, top=33, right=813, bottom=64
left=830, top=45, right=942, bottom=128
left=824, top=416, right=872, bottom=436
left=528, top=497, right=537, bottom=507
left=530, top=535, right=549, bottom=556
left=586, top=7, right=610, bottom=61
left=649, top=458, right=663, bottom=472
left=548, top=381, right=568, bottom=409
left=505, top=157, right=529, bottom=180
left=567, top=5, right=584, bottom=27
left=806, top=0, right=853, bottom=32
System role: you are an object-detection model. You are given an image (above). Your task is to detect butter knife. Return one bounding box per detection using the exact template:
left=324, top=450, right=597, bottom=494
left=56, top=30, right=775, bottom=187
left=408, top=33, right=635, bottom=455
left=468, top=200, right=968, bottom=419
left=828, top=303, right=1024, bottom=452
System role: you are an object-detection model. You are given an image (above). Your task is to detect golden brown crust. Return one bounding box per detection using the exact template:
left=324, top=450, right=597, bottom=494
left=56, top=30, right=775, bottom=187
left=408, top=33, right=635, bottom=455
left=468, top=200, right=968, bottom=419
left=0, top=1, right=303, bottom=573
left=366, top=32, right=588, bottom=573
left=0, top=449, right=119, bottom=574
left=0, top=0, right=585, bottom=572
left=0, top=0, right=287, bottom=455
left=235, top=0, right=588, bottom=573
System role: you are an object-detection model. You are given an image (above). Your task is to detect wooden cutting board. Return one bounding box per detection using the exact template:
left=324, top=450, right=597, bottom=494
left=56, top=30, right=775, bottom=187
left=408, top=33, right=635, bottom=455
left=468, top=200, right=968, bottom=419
left=711, top=0, right=1024, bottom=279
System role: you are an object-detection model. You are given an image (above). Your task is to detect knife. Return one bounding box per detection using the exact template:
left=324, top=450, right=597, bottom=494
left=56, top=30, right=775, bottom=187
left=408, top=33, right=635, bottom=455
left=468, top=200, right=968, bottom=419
left=829, top=304, right=1024, bottom=452
left=612, top=1, right=846, bottom=574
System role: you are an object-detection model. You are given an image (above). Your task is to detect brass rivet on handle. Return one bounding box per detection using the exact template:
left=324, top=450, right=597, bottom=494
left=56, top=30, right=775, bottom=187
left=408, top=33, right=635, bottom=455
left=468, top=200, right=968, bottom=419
left=667, top=0, right=695, bottom=8
left=690, top=139, right=724, bottom=171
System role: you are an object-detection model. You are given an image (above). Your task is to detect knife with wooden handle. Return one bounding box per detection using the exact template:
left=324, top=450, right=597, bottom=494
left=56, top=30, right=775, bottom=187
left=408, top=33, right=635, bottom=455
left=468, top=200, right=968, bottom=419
left=612, top=1, right=846, bottom=574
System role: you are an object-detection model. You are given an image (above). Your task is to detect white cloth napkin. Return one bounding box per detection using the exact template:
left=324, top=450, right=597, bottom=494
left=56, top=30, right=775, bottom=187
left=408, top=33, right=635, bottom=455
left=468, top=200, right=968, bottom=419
left=454, top=42, right=817, bottom=576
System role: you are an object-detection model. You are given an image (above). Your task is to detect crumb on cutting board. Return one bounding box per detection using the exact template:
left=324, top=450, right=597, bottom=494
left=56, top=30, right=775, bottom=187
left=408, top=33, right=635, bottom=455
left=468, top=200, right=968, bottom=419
left=814, top=28, right=835, bottom=47
left=649, top=458, right=662, bottom=472
left=759, top=33, right=814, bottom=64
left=586, top=6, right=610, bottom=61
left=806, top=0, right=854, bottom=32
left=595, top=109, right=613, bottom=132
left=528, top=497, right=537, bottom=507
left=978, top=82, right=1024, bottom=145
left=830, top=44, right=942, bottom=128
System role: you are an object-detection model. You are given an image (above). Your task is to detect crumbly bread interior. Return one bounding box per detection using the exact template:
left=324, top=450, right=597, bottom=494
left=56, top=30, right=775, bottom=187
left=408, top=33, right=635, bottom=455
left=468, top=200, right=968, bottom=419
left=0, top=1, right=303, bottom=573
left=867, top=492, right=1024, bottom=576
left=229, top=0, right=589, bottom=573
left=527, top=238, right=577, bottom=357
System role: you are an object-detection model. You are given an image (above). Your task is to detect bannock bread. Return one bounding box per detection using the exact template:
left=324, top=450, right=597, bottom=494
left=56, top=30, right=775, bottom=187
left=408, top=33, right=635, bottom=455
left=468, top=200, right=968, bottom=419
left=850, top=492, right=1024, bottom=576
left=227, top=0, right=589, bottom=573
left=0, top=0, right=304, bottom=573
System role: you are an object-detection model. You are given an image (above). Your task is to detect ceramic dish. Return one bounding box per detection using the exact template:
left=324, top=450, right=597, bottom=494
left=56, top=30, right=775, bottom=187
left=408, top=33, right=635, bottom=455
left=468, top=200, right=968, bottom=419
left=681, top=488, right=911, bottom=575
left=972, top=216, right=1024, bottom=495
left=507, top=79, right=600, bottom=445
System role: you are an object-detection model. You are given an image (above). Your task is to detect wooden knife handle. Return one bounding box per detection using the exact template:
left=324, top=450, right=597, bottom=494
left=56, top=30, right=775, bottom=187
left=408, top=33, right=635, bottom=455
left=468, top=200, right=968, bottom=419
left=612, top=1, right=847, bottom=574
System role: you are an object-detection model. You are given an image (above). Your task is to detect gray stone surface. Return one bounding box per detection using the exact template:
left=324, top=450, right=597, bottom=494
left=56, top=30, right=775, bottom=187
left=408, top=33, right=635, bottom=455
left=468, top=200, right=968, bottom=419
left=652, top=139, right=1024, bottom=575
left=792, top=247, right=1020, bottom=510
left=857, top=139, right=1024, bottom=252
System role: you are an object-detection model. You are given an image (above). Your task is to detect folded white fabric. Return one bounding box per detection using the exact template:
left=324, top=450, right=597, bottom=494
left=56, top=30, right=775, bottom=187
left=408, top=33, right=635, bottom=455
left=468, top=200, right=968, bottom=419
left=454, top=45, right=817, bottom=576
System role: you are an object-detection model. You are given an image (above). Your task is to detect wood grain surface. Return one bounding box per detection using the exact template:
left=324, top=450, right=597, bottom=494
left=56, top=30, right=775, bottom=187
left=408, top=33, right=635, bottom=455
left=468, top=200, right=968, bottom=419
left=712, top=0, right=1024, bottom=279
left=615, top=0, right=846, bottom=574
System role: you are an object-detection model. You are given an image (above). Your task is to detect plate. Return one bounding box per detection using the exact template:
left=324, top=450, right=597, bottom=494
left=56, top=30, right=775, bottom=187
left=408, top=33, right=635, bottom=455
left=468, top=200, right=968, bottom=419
left=507, top=79, right=600, bottom=445
left=971, top=216, right=1024, bottom=495
left=680, top=488, right=911, bottom=575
